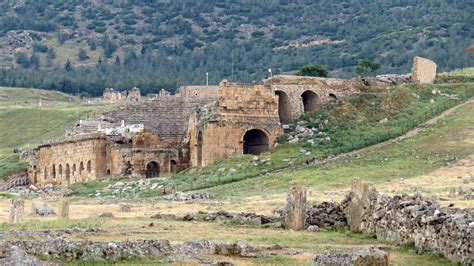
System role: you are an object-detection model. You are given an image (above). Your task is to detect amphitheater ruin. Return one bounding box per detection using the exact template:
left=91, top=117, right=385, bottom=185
left=24, top=57, right=437, bottom=187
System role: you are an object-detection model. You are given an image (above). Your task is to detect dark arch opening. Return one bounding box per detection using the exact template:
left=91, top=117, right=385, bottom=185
left=79, top=161, right=84, bottom=175
left=52, top=164, right=56, bottom=179
left=87, top=160, right=92, bottom=173
left=33, top=165, right=37, bottom=184
left=106, top=169, right=111, bottom=175
left=301, top=90, right=320, bottom=113
left=275, top=90, right=292, bottom=124
left=196, top=131, right=203, bottom=167
left=58, top=164, right=63, bottom=176
left=243, top=129, right=269, bottom=155
left=170, top=160, right=177, bottom=173
left=44, top=167, right=48, bottom=180
left=146, top=161, right=160, bottom=178
left=65, top=164, right=70, bottom=184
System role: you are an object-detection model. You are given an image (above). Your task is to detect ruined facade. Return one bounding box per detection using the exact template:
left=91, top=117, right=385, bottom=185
left=27, top=74, right=392, bottom=186
left=102, top=87, right=142, bottom=102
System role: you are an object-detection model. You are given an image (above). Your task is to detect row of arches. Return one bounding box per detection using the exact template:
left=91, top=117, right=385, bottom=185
left=32, top=160, right=92, bottom=184
left=144, top=160, right=177, bottom=178
left=275, top=90, right=321, bottom=124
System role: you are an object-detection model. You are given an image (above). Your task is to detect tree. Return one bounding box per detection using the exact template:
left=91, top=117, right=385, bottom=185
left=29, top=54, right=40, bottom=68
left=64, top=60, right=73, bottom=72
left=355, top=59, right=381, bottom=77
left=15, top=53, right=30, bottom=68
left=114, top=55, right=121, bottom=65
left=78, top=48, right=89, bottom=61
left=296, top=65, right=329, bottom=77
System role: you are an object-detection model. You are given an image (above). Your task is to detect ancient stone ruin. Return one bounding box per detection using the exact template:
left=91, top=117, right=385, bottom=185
left=412, top=56, right=437, bottom=84
left=8, top=199, right=24, bottom=224
left=285, top=187, right=307, bottom=230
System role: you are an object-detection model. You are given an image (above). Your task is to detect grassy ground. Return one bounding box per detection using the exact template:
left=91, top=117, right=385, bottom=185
left=0, top=87, right=114, bottom=179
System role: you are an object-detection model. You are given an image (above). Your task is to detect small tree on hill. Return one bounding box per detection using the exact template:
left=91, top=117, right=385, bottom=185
left=64, top=59, right=73, bottom=72
left=355, top=59, right=381, bottom=77
left=78, top=48, right=89, bottom=61
left=296, top=64, right=329, bottom=77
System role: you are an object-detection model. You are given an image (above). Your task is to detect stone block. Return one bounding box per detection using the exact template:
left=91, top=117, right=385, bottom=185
left=285, top=186, right=306, bottom=230
left=346, top=180, right=376, bottom=232
left=58, top=199, right=70, bottom=220
left=9, top=199, right=24, bottom=224
left=412, top=56, right=437, bottom=84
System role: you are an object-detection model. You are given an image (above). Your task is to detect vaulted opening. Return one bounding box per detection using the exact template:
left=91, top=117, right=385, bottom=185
left=275, top=90, right=292, bottom=124
left=33, top=165, right=37, bottom=184
left=301, top=90, right=320, bottom=113
left=87, top=160, right=92, bottom=173
left=146, top=161, right=160, bottom=178
left=65, top=164, right=70, bottom=183
left=243, top=129, right=269, bottom=155
left=196, top=131, right=203, bottom=167
left=170, top=160, right=177, bottom=173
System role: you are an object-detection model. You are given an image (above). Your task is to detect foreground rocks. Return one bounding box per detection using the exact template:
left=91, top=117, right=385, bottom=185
left=163, top=191, right=212, bottom=202
left=0, top=239, right=292, bottom=264
left=313, top=247, right=388, bottom=266
left=8, top=184, right=71, bottom=199
left=343, top=180, right=473, bottom=264
left=151, top=210, right=280, bottom=227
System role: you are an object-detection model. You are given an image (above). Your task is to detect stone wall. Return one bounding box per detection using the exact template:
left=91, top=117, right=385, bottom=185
left=188, top=80, right=283, bottom=167
left=264, top=75, right=365, bottom=123
left=27, top=136, right=107, bottom=186
left=103, top=88, right=126, bottom=101
left=344, top=181, right=473, bottom=264
left=412, top=56, right=437, bottom=84
left=126, top=87, right=141, bottom=102
left=177, top=85, right=220, bottom=97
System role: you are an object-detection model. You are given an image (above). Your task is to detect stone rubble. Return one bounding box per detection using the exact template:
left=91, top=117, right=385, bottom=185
left=343, top=181, right=473, bottom=264
left=0, top=239, right=292, bottom=264
left=163, top=191, right=212, bottom=202
left=313, top=247, right=388, bottom=266
left=8, top=184, right=71, bottom=199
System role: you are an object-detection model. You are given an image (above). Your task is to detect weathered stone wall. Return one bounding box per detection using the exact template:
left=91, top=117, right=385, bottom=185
left=264, top=76, right=365, bottom=123
left=188, top=81, right=283, bottom=167
left=412, top=56, right=437, bottom=84
left=126, top=87, right=141, bottom=102
left=344, top=181, right=473, bottom=264
left=28, top=136, right=107, bottom=186
left=177, top=85, right=220, bottom=97
left=103, top=88, right=126, bottom=101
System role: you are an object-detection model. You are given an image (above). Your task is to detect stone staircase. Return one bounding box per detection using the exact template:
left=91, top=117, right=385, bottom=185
left=0, top=175, right=29, bottom=192
left=103, top=96, right=218, bottom=140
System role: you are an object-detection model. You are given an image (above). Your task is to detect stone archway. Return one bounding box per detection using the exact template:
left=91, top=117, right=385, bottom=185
left=33, top=165, right=37, bottom=184
left=170, top=160, right=177, bottom=173
left=243, top=129, right=270, bottom=155
left=275, top=90, right=292, bottom=124
left=196, top=131, right=203, bottom=167
left=146, top=161, right=160, bottom=178
left=301, top=90, right=320, bottom=113
left=65, top=164, right=70, bottom=184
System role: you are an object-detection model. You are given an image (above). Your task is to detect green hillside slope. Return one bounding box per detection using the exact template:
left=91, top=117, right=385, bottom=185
left=0, top=1, right=472, bottom=95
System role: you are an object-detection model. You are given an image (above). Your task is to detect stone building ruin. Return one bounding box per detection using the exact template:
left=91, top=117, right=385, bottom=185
left=26, top=56, right=429, bottom=187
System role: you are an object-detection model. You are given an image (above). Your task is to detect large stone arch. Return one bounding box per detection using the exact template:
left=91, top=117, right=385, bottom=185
left=242, top=129, right=270, bottom=155
left=275, top=90, right=292, bottom=124
left=146, top=161, right=160, bottom=178
left=301, top=90, right=320, bottom=113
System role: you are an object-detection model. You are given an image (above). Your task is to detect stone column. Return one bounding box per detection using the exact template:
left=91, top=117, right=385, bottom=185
left=58, top=199, right=70, bottom=220
left=9, top=199, right=25, bottom=224
left=285, top=187, right=306, bottom=230
left=346, top=180, right=376, bottom=232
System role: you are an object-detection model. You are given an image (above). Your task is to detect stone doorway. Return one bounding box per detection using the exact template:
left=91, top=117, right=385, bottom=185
left=243, top=129, right=269, bottom=155
left=65, top=164, right=70, bottom=184
left=301, top=90, right=320, bottom=113
left=275, top=90, right=292, bottom=124
left=170, top=160, right=177, bottom=173
left=196, top=131, right=203, bottom=167
left=146, top=161, right=160, bottom=178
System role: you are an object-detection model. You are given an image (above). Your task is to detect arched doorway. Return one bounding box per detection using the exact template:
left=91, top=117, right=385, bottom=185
left=146, top=161, right=160, bottom=178
left=65, top=164, right=70, bottom=184
left=301, top=91, right=320, bottom=113
left=243, top=129, right=270, bottom=155
left=275, top=90, right=292, bottom=124
left=170, top=160, right=177, bottom=173
left=196, top=131, right=203, bottom=167
left=33, top=165, right=37, bottom=184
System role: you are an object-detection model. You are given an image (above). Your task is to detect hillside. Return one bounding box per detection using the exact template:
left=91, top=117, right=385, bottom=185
left=0, top=87, right=114, bottom=179
left=0, top=1, right=473, bottom=95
